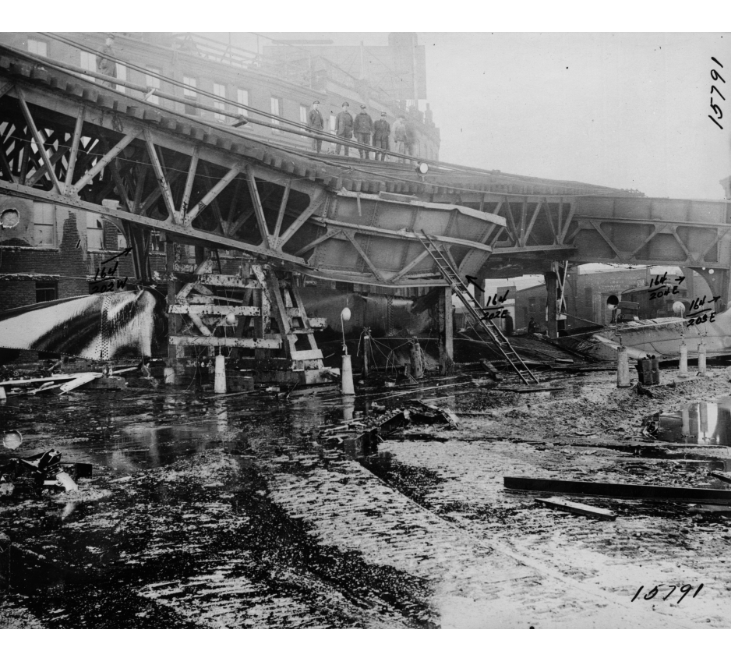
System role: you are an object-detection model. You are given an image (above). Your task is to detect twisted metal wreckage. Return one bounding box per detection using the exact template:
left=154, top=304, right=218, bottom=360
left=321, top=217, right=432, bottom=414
left=0, top=42, right=730, bottom=383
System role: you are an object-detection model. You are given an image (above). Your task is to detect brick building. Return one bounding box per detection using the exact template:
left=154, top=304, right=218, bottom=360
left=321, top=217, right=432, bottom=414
left=0, top=32, right=442, bottom=317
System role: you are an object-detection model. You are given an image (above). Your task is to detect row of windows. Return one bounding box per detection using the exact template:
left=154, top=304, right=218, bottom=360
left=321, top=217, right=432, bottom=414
left=26, top=39, right=434, bottom=150
left=29, top=40, right=313, bottom=139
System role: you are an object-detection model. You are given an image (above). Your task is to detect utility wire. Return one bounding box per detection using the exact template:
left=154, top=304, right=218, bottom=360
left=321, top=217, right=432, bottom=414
left=33, top=33, right=630, bottom=197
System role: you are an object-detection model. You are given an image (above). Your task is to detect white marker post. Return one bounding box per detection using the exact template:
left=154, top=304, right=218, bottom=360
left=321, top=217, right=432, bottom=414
left=340, top=308, right=355, bottom=395
left=617, top=346, right=631, bottom=387
left=214, top=353, right=226, bottom=394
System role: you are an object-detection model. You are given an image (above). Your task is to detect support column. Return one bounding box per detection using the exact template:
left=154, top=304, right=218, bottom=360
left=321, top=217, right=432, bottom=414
left=164, top=239, right=179, bottom=384
left=438, top=286, right=454, bottom=374
left=545, top=271, right=559, bottom=339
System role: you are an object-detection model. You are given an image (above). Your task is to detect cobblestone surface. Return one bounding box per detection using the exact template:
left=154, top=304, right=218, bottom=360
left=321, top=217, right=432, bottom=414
left=1, top=368, right=730, bottom=627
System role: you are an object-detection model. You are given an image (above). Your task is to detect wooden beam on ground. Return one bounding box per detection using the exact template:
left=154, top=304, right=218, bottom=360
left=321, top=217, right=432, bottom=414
left=535, top=497, right=617, bottom=521
left=711, top=471, right=731, bottom=484
left=504, top=476, right=731, bottom=503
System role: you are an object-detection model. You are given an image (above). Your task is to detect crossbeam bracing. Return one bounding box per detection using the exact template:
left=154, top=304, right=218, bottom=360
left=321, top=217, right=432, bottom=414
left=0, top=43, right=729, bottom=292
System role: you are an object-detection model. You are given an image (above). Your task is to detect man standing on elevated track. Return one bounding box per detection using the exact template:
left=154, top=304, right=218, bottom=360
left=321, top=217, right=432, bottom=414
left=354, top=104, right=373, bottom=159
left=335, top=102, right=354, bottom=157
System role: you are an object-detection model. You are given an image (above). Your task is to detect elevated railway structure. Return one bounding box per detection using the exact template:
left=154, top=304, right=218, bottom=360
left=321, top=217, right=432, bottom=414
left=0, top=44, right=729, bottom=379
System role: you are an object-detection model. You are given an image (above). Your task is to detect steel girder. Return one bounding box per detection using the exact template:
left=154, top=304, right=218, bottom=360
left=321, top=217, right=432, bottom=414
left=0, top=48, right=504, bottom=288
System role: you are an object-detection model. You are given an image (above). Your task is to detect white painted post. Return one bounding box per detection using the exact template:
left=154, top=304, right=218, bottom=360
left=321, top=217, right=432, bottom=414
left=698, top=341, right=707, bottom=376
left=616, top=346, right=631, bottom=387
left=341, top=353, right=355, bottom=395
left=679, top=342, right=688, bottom=377
left=214, top=353, right=227, bottom=394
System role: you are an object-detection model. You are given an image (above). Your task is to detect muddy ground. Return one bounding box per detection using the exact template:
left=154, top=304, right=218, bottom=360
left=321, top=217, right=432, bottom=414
left=1, top=364, right=731, bottom=628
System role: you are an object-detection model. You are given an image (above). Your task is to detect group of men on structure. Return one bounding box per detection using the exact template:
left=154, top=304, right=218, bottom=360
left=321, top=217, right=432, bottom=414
left=94, top=36, right=416, bottom=163
left=307, top=100, right=417, bottom=160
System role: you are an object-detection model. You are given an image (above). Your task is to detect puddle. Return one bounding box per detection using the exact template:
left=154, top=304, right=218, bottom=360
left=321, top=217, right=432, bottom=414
left=652, top=397, right=731, bottom=446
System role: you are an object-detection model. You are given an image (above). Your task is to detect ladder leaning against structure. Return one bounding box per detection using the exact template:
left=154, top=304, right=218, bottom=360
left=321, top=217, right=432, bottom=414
left=418, top=231, right=540, bottom=385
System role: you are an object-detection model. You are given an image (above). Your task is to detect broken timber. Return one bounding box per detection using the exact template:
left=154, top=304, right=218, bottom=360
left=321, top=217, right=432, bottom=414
left=169, top=260, right=332, bottom=384
left=535, top=497, right=617, bottom=521
left=505, top=476, right=731, bottom=503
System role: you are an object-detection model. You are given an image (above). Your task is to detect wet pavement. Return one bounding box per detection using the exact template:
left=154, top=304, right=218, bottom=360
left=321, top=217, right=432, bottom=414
left=2, top=368, right=731, bottom=628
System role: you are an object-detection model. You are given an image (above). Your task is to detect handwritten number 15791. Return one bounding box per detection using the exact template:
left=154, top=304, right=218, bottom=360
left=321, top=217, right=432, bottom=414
left=709, top=57, right=725, bottom=129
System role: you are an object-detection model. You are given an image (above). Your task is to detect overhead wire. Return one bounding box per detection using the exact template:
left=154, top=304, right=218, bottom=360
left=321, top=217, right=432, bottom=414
left=29, top=33, right=631, bottom=197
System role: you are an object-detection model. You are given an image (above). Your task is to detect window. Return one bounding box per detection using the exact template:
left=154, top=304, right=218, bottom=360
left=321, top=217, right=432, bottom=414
left=213, top=82, right=226, bottom=122
left=27, top=39, right=47, bottom=57
left=145, top=67, right=161, bottom=105
left=115, top=63, right=127, bottom=93
left=150, top=230, right=164, bottom=253
left=236, top=89, right=249, bottom=117
left=79, top=51, right=96, bottom=81
left=86, top=213, right=104, bottom=250
left=270, top=96, right=281, bottom=133
left=33, top=204, right=55, bottom=246
left=36, top=281, right=58, bottom=303
left=117, top=231, right=127, bottom=250
left=183, top=76, right=198, bottom=115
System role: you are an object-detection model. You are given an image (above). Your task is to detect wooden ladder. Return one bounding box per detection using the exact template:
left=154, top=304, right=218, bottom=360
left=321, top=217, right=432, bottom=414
left=418, top=231, right=539, bottom=385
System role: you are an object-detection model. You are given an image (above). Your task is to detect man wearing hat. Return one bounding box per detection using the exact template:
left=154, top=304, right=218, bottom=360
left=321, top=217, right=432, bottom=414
left=353, top=104, right=374, bottom=159
left=392, top=114, right=407, bottom=162
left=372, top=111, right=390, bottom=161
left=307, top=100, right=324, bottom=153
left=335, top=102, right=354, bottom=156
left=97, top=35, right=117, bottom=88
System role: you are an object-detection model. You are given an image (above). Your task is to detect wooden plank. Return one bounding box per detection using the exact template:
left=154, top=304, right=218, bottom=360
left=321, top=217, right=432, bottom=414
left=535, top=497, right=617, bottom=521
left=169, top=336, right=281, bottom=349
left=710, top=471, right=731, bottom=485
left=168, top=304, right=260, bottom=316
left=0, top=372, right=89, bottom=387
left=60, top=373, right=103, bottom=393
left=197, top=274, right=262, bottom=288
left=291, top=349, right=323, bottom=361
left=504, top=476, right=731, bottom=503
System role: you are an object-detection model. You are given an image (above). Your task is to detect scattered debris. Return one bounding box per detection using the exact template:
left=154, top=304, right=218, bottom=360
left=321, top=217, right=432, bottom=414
left=505, top=476, right=731, bottom=503
left=1, top=431, right=22, bottom=450
left=711, top=471, right=731, bottom=485
left=0, top=449, right=91, bottom=498
left=535, top=497, right=617, bottom=521
left=480, top=359, right=502, bottom=381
